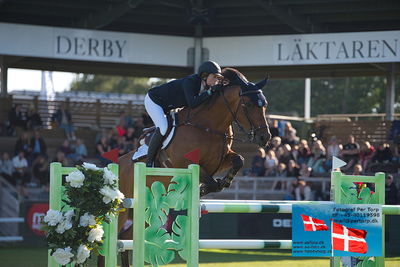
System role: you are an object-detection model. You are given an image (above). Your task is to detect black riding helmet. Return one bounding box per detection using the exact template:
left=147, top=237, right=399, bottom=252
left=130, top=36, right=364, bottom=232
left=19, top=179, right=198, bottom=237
left=197, top=61, right=223, bottom=79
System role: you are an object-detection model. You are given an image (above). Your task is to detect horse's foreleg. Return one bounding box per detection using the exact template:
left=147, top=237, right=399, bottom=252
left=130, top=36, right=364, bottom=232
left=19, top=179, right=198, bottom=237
left=199, top=166, right=220, bottom=197
left=217, top=152, right=244, bottom=189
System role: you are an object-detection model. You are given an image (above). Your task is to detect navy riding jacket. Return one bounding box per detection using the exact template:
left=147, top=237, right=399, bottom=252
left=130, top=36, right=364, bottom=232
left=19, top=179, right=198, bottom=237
left=148, top=74, right=211, bottom=112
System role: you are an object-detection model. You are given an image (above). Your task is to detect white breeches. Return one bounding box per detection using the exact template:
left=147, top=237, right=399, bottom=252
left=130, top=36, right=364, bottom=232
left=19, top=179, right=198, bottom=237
left=144, top=94, right=168, bottom=136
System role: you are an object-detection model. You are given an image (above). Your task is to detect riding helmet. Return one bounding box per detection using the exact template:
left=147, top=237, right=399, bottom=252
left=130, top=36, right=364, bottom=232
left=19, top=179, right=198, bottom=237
left=197, top=61, right=222, bottom=78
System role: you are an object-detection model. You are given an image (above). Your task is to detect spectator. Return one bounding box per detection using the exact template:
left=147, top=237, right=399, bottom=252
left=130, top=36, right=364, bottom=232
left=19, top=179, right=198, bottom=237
left=359, top=141, right=375, bottom=171
left=0, top=152, right=14, bottom=184
left=14, top=132, right=31, bottom=158
left=283, top=122, right=299, bottom=145
left=385, top=174, right=398, bottom=204
left=29, top=130, right=47, bottom=161
left=26, top=105, right=43, bottom=130
left=340, top=135, right=360, bottom=172
left=264, top=150, right=278, bottom=176
left=269, top=119, right=279, bottom=138
left=287, top=160, right=300, bottom=177
left=372, top=143, right=392, bottom=164
left=8, top=104, right=27, bottom=134
left=114, top=136, right=128, bottom=157
left=53, top=103, right=76, bottom=140
left=308, top=140, right=326, bottom=173
left=12, top=151, right=29, bottom=185
left=267, top=136, right=281, bottom=153
left=299, top=163, right=312, bottom=178
left=68, top=139, right=87, bottom=164
left=352, top=164, right=363, bottom=175
left=108, top=129, right=119, bottom=148
left=275, top=163, right=287, bottom=177
left=32, top=155, right=49, bottom=186
left=295, top=180, right=312, bottom=201
left=134, top=116, right=145, bottom=138
left=53, top=151, right=71, bottom=167
left=325, top=136, right=342, bottom=169
left=249, top=148, right=266, bottom=177
left=393, top=142, right=400, bottom=163
left=117, top=110, right=134, bottom=129
left=96, top=136, right=112, bottom=166
left=58, top=139, right=73, bottom=158
left=291, top=144, right=300, bottom=162
left=116, top=117, right=127, bottom=137
left=297, top=139, right=312, bottom=165
left=124, top=127, right=138, bottom=152
left=141, top=112, right=153, bottom=128
left=278, top=144, right=294, bottom=165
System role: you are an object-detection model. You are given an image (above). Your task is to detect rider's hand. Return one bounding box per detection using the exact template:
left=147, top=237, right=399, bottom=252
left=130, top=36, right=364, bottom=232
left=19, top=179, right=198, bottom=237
left=210, top=83, right=223, bottom=92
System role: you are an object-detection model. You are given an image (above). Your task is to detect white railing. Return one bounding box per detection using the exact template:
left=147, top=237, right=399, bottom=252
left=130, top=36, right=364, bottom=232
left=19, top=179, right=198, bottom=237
left=203, top=176, right=330, bottom=200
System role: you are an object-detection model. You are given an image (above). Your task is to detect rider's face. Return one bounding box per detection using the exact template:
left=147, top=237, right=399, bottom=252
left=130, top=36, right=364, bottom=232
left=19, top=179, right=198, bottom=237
left=205, top=73, right=221, bottom=86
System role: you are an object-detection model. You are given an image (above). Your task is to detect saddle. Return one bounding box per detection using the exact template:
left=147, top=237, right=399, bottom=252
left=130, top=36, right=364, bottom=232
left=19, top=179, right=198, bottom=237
left=132, top=112, right=178, bottom=166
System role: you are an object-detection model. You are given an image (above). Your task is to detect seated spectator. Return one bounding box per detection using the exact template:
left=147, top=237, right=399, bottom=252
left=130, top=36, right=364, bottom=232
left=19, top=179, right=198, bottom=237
left=118, top=110, right=134, bottom=129
left=29, top=130, right=47, bottom=161
left=264, top=150, right=278, bottom=176
left=7, top=104, right=27, bottom=134
left=283, top=122, right=299, bottom=145
left=124, top=127, right=138, bottom=152
left=372, top=143, right=392, bottom=164
left=297, top=139, right=312, bottom=165
left=53, top=151, right=72, bottom=167
left=52, top=103, right=76, bottom=140
left=134, top=116, right=145, bottom=138
left=299, top=163, right=312, bottom=178
left=116, top=118, right=127, bottom=137
left=267, top=136, right=281, bottom=153
left=291, top=144, right=300, bottom=162
left=352, top=164, right=363, bottom=175
left=295, top=180, right=312, bottom=201
left=0, top=152, right=14, bottom=184
left=58, top=139, right=73, bottom=158
left=308, top=140, right=326, bottom=173
left=269, top=119, right=279, bottom=138
left=26, top=105, right=43, bottom=130
left=278, top=144, right=294, bottom=165
left=109, top=129, right=119, bottom=148
left=325, top=136, right=342, bottom=170
left=14, top=132, right=31, bottom=158
left=359, top=141, right=375, bottom=171
left=68, top=139, right=87, bottom=164
left=249, top=148, right=266, bottom=177
left=286, top=160, right=300, bottom=177
left=96, top=136, right=112, bottom=167
left=340, top=135, right=360, bottom=172
left=141, top=112, right=153, bottom=128
left=275, top=163, right=287, bottom=177
left=32, top=155, right=49, bottom=187
left=385, top=174, right=398, bottom=204
left=12, top=151, right=30, bottom=185
left=393, top=142, right=400, bottom=163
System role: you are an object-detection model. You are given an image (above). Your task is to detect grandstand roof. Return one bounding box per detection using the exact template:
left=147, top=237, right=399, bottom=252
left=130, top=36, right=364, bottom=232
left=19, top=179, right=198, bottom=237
left=0, top=0, right=399, bottom=78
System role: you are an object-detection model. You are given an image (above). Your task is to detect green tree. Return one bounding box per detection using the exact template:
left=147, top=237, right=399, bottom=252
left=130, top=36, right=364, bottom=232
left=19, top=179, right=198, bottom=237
left=70, top=74, right=169, bottom=94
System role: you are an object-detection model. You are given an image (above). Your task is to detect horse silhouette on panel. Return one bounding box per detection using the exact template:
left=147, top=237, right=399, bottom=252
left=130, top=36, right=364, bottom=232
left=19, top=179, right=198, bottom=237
left=114, top=68, right=271, bottom=267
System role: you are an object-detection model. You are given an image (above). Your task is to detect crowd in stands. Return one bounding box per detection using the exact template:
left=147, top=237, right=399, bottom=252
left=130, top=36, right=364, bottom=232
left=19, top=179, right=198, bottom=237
left=246, top=120, right=399, bottom=203
left=0, top=103, right=151, bottom=200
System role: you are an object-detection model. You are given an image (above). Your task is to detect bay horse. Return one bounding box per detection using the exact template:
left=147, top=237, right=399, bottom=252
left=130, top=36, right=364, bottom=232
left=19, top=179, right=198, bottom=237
left=113, top=68, right=271, bottom=267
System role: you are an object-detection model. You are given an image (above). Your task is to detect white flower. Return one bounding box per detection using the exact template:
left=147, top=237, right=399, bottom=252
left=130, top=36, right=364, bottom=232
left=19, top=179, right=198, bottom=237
left=88, top=224, right=104, bottom=242
left=43, top=210, right=63, bottom=226
left=64, top=210, right=74, bottom=220
left=82, top=162, right=99, bottom=170
left=52, top=247, right=74, bottom=266
left=100, top=186, right=124, bottom=204
left=76, top=244, right=90, bottom=264
left=103, top=167, right=117, bottom=185
left=66, top=170, right=85, bottom=188
left=55, top=217, right=73, bottom=234
left=79, top=212, right=96, bottom=227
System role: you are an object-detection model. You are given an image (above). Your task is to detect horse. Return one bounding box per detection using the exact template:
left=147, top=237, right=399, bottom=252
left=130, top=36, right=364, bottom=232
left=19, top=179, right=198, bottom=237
left=113, top=68, right=271, bottom=267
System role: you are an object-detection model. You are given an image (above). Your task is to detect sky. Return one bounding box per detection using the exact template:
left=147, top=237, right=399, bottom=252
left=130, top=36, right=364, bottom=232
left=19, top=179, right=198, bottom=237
left=8, top=68, right=76, bottom=92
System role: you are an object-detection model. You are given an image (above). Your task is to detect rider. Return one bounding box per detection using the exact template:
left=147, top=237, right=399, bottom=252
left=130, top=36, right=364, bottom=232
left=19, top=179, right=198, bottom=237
left=144, top=60, right=223, bottom=167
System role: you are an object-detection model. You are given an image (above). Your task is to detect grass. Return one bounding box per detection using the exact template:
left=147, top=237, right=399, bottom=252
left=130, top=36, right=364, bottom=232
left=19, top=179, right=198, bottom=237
left=0, top=247, right=399, bottom=267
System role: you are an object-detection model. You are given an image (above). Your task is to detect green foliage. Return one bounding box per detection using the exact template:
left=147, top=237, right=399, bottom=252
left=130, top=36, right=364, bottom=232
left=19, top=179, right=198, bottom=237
left=145, top=182, right=170, bottom=228
left=166, top=175, right=190, bottom=211
left=70, top=74, right=169, bottom=94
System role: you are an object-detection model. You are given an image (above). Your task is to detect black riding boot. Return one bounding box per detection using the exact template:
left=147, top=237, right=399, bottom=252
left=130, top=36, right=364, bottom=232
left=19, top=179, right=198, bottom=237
left=146, top=128, right=163, bottom=167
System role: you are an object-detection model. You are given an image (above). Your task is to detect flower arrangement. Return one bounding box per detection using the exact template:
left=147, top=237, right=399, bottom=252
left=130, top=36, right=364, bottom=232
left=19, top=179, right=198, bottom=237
left=43, top=162, right=124, bottom=266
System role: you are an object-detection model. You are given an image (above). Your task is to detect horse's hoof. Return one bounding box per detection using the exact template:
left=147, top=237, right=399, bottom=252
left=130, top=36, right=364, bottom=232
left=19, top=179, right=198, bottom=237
left=199, top=184, right=209, bottom=197
left=217, top=178, right=231, bottom=189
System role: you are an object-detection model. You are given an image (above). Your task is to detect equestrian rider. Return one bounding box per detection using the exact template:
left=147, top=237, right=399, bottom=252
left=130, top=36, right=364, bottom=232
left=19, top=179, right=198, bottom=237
left=144, top=60, right=223, bottom=167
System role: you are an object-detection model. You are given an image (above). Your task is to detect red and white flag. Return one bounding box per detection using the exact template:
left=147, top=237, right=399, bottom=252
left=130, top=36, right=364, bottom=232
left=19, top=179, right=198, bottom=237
left=332, top=222, right=368, bottom=254
left=300, top=214, right=329, bottom=231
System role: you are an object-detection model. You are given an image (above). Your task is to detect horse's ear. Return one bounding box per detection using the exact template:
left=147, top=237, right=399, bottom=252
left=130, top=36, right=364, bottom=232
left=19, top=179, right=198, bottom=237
left=255, top=77, right=269, bottom=89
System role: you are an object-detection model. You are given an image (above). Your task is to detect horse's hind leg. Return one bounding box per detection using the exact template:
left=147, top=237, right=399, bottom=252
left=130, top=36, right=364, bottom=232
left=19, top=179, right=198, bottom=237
left=217, top=152, right=244, bottom=189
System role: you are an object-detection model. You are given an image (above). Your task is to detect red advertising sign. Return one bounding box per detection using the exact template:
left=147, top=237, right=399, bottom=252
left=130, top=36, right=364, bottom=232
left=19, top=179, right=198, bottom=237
left=26, top=203, right=49, bottom=236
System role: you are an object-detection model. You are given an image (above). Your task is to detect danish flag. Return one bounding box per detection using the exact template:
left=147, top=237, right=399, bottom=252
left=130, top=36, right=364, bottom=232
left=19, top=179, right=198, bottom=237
left=300, top=214, right=329, bottom=231
left=332, top=222, right=368, bottom=254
